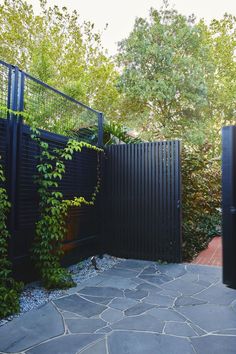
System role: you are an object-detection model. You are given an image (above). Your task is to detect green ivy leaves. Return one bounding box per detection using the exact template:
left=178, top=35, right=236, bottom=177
left=0, top=158, right=23, bottom=319
left=31, top=128, right=102, bottom=289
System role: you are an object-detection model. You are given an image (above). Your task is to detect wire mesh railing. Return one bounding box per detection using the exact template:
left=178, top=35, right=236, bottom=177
left=0, top=59, right=103, bottom=145
left=0, top=60, right=10, bottom=119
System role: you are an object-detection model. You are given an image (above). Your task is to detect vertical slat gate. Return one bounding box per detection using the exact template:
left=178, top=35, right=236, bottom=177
left=222, top=126, right=236, bottom=289
left=103, top=141, right=182, bottom=262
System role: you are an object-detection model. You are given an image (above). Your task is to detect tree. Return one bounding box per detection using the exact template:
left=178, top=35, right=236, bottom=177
left=117, top=3, right=214, bottom=135
left=0, top=0, right=119, bottom=123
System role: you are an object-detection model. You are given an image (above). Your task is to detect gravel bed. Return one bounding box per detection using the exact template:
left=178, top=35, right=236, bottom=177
left=0, top=254, right=123, bottom=327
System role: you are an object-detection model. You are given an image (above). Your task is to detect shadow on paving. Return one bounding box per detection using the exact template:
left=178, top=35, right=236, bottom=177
left=0, top=261, right=236, bottom=354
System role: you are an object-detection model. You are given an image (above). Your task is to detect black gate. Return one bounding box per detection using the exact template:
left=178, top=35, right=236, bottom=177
left=103, top=141, right=182, bottom=262
left=222, top=126, right=236, bottom=289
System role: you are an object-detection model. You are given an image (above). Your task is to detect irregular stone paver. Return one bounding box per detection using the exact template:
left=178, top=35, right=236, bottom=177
left=125, top=302, right=154, bottom=316
left=54, top=295, right=106, bottom=318
left=146, top=307, right=186, bottom=322
left=66, top=318, right=106, bottom=333
left=61, top=311, right=85, bottom=319
left=124, top=289, right=148, bottom=300
left=107, top=331, right=195, bottom=354
left=139, top=266, right=159, bottom=275
left=102, top=267, right=140, bottom=278
left=143, top=293, right=175, bottom=307
left=80, top=295, right=113, bottom=305
left=109, top=297, right=138, bottom=310
left=1, top=262, right=236, bottom=354
left=0, top=303, right=64, bottom=353
left=96, top=326, right=113, bottom=334
left=135, top=282, right=162, bottom=292
left=175, top=296, right=207, bottom=307
left=188, top=322, right=207, bottom=336
left=157, top=264, right=187, bottom=278
left=78, top=286, right=123, bottom=298
left=79, top=339, right=107, bottom=354
left=26, top=334, right=103, bottom=354
left=116, top=259, right=154, bottom=270
left=196, top=283, right=236, bottom=305
left=162, top=278, right=206, bottom=295
left=191, top=335, right=236, bottom=354
left=139, top=273, right=173, bottom=285
left=112, top=314, right=164, bottom=333
left=95, top=275, right=137, bottom=289
left=178, top=303, right=236, bottom=332
left=214, top=329, right=236, bottom=335
left=158, top=289, right=181, bottom=298
left=164, top=322, right=197, bottom=337
left=232, top=300, right=236, bottom=313
left=100, top=308, right=124, bottom=323
left=186, top=264, right=221, bottom=283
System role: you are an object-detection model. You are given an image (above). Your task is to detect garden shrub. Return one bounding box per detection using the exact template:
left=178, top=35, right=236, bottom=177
left=182, top=144, right=221, bottom=260
left=0, top=158, right=23, bottom=319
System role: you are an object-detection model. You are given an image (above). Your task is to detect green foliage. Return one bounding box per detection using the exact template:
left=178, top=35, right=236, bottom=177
left=116, top=2, right=235, bottom=260
left=31, top=129, right=102, bottom=289
left=103, top=121, right=142, bottom=145
left=117, top=3, right=213, bottom=130
left=181, top=144, right=221, bottom=260
left=0, top=0, right=119, bottom=127
left=70, top=120, right=142, bottom=145
left=0, top=159, right=23, bottom=319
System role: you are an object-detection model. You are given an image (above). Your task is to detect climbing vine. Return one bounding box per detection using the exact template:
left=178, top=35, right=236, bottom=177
left=0, top=158, right=23, bottom=319
left=0, top=106, right=103, bottom=290
left=31, top=128, right=103, bottom=289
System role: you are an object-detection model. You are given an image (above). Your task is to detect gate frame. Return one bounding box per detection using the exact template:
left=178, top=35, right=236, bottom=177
left=222, top=125, right=236, bottom=288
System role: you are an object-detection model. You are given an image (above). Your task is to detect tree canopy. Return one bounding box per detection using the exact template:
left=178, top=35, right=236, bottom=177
left=0, top=0, right=119, bottom=116
left=117, top=3, right=236, bottom=140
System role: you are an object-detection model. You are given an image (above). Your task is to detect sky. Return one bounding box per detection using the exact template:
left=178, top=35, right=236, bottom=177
left=25, top=0, right=236, bottom=54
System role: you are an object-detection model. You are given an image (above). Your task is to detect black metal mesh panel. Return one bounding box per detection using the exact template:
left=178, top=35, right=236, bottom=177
left=0, top=61, right=10, bottom=119
left=23, top=74, right=99, bottom=144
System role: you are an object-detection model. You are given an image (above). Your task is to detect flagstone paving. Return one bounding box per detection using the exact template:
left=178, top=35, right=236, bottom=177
left=0, top=260, right=236, bottom=354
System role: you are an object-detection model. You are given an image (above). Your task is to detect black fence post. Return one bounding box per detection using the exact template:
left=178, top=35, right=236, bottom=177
left=222, top=125, right=236, bottom=289
left=7, top=66, right=24, bottom=262
left=98, top=112, right=104, bottom=147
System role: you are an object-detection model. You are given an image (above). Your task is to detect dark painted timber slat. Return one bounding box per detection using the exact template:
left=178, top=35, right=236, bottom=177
left=175, top=141, right=181, bottom=262
left=103, top=141, right=182, bottom=262
left=159, top=142, right=163, bottom=258
left=222, top=126, right=236, bottom=289
left=0, top=116, right=100, bottom=281
left=168, top=141, right=171, bottom=258
left=156, top=142, right=160, bottom=259
left=171, top=141, right=175, bottom=259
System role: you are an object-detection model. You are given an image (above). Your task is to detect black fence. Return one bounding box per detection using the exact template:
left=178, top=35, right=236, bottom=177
left=102, top=142, right=182, bottom=262
left=0, top=60, right=103, bottom=281
left=0, top=59, right=183, bottom=281
left=222, top=126, right=236, bottom=289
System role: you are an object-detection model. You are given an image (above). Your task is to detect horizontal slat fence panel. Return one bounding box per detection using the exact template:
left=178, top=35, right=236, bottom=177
left=0, top=117, right=100, bottom=280
left=103, top=141, right=182, bottom=262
